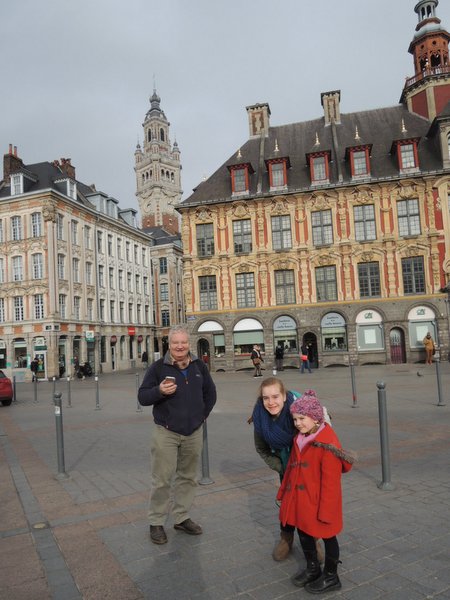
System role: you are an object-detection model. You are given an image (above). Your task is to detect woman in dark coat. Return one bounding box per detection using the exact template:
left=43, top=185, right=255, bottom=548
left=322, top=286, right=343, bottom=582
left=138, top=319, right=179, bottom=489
left=252, top=377, right=298, bottom=561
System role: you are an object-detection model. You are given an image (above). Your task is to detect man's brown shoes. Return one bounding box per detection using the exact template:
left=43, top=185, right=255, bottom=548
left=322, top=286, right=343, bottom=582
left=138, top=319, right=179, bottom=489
left=149, top=525, right=167, bottom=544
left=174, top=518, right=202, bottom=535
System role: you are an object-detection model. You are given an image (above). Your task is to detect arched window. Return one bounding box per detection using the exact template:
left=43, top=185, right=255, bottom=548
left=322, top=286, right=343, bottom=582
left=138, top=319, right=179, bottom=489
left=198, top=320, right=225, bottom=357
left=407, top=306, right=437, bottom=348
left=233, top=318, right=263, bottom=356
left=321, top=312, right=347, bottom=351
left=273, top=315, right=298, bottom=353
left=356, top=309, right=384, bottom=351
left=160, top=128, right=165, bottom=142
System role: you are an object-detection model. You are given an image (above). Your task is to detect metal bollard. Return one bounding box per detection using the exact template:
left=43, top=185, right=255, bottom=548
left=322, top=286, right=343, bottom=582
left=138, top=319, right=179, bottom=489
left=53, top=392, right=68, bottom=478
left=199, top=421, right=214, bottom=485
left=435, top=359, right=446, bottom=407
left=94, top=376, right=101, bottom=410
left=376, top=381, right=395, bottom=490
left=13, top=375, right=17, bottom=402
left=52, top=376, right=56, bottom=396
left=272, top=366, right=277, bottom=375
left=350, top=364, right=358, bottom=408
left=135, top=373, right=142, bottom=412
left=67, top=377, right=72, bottom=408
left=33, top=377, right=38, bottom=403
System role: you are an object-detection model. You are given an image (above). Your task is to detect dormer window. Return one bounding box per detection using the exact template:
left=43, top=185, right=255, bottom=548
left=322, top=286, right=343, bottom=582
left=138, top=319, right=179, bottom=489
left=347, top=146, right=371, bottom=178
left=307, top=152, right=331, bottom=184
left=228, top=163, right=254, bottom=196
left=11, top=173, right=23, bottom=195
left=392, top=139, right=420, bottom=173
left=265, top=157, right=290, bottom=190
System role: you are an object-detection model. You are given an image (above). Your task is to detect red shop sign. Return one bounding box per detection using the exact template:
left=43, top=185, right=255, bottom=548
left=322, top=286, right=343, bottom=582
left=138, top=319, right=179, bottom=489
left=128, top=327, right=136, bottom=336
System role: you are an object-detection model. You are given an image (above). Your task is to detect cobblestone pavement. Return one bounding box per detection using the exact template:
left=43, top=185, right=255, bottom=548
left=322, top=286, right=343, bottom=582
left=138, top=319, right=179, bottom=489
left=1, top=363, right=449, bottom=599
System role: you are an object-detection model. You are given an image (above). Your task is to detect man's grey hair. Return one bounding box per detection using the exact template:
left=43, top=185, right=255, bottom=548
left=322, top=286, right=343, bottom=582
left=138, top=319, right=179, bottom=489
left=168, top=324, right=190, bottom=342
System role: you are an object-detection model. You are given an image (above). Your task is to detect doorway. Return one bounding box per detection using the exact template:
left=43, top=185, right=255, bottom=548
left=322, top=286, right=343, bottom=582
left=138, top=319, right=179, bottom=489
left=197, top=338, right=210, bottom=370
left=302, top=332, right=318, bottom=369
left=390, top=328, right=406, bottom=364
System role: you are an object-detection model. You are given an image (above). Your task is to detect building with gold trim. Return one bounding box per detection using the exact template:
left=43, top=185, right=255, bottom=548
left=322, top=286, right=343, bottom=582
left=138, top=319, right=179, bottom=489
left=179, top=0, right=450, bottom=371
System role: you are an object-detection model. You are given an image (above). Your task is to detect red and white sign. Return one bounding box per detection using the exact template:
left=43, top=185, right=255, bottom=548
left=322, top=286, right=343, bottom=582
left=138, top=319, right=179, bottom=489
left=128, top=327, right=136, bottom=336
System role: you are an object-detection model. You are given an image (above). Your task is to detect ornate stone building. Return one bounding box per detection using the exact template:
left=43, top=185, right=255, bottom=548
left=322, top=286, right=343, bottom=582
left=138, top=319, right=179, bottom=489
left=0, top=147, right=156, bottom=380
left=179, top=0, right=450, bottom=371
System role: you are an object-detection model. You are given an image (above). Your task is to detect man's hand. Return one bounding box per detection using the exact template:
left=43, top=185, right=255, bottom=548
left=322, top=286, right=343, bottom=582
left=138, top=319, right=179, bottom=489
left=160, top=377, right=177, bottom=396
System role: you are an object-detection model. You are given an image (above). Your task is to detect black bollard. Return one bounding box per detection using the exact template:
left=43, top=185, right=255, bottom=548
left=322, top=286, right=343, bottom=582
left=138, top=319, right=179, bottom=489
left=435, top=359, right=446, bottom=407
left=199, top=421, right=214, bottom=485
left=33, top=376, right=38, bottom=403
left=135, top=373, right=142, bottom=412
left=94, top=376, right=101, bottom=410
left=376, top=381, right=395, bottom=491
left=350, top=363, right=358, bottom=408
left=67, top=376, right=72, bottom=408
left=13, top=375, right=17, bottom=402
left=54, top=392, right=68, bottom=478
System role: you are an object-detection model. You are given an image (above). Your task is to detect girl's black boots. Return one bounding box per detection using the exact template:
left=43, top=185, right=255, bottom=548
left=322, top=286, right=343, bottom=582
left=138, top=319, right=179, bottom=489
left=291, top=552, right=322, bottom=587
left=305, top=557, right=342, bottom=594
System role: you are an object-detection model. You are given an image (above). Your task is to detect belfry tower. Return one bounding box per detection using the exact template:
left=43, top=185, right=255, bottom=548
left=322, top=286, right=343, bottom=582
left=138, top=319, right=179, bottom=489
left=401, top=0, right=450, bottom=120
left=135, top=89, right=182, bottom=233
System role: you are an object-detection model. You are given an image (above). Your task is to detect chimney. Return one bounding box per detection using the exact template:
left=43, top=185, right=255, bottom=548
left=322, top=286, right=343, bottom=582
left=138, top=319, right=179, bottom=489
left=246, top=103, right=271, bottom=138
left=59, top=157, right=76, bottom=179
left=3, top=144, right=24, bottom=183
left=321, top=90, right=341, bottom=125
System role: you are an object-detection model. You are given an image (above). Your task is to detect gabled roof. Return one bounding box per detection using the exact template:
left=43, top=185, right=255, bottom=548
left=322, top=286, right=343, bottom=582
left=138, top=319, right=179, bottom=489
left=142, top=225, right=181, bottom=246
left=181, top=104, right=440, bottom=207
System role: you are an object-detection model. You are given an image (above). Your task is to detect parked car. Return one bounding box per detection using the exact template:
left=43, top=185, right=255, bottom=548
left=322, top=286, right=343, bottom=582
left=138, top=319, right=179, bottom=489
left=0, top=370, right=13, bottom=406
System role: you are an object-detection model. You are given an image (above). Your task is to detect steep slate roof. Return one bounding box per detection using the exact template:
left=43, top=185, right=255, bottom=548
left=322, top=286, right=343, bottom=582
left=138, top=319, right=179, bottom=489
left=181, top=104, right=442, bottom=207
left=0, top=160, right=95, bottom=207
left=142, top=225, right=181, bottom=246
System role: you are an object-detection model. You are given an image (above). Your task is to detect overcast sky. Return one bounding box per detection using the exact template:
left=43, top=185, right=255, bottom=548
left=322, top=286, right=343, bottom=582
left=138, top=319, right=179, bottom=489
left=3, top=0, right=450, bottom=217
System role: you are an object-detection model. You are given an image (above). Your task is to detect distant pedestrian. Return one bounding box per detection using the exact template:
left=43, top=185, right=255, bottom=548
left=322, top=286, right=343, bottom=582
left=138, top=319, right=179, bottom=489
left=300, top=344, right=312, bottom=374
left=277, top=390, right=354, bottom=593
left=422, top=332, right=435, bottom=365
left=141, top=351, right=148, bottom=368
left=138, top=324, right=217, bottom=545
left=30, top=357, right=39, bottom=382
left=251, top=344, right=264, bottom=378
left=275, top=344, right=284, bottom=371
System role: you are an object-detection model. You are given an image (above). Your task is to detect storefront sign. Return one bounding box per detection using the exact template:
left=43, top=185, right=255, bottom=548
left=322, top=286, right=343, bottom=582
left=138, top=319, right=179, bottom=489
left=85, top=331, right=95, bottom=341
left=128, top=326, right=136, bottom=336
left=321, top=312, right=346, bottom=328
left=273, top=316, right=297, bottom=331
left=407, top=306, right=436, bottom=321
left=356, top=310, right=383, bottom=324
left=137, top=335, right=143, bottom=343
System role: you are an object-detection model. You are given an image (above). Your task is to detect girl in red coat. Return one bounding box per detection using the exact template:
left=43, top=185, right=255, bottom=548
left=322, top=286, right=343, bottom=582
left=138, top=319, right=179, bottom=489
left=277, top=390, right=354, bottom=594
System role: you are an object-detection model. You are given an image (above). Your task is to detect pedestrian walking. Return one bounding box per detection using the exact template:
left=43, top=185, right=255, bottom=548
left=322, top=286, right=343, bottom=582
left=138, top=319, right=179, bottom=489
left=251, top=344, right=264, bottom=377
left=277, top=390, right=354, bottom=594
left=422, top=332, right=435, bottom=365
left=275, top=344, right=284, bottom=371
left=300, top=343, right=312, bottom=374
left=138, top=324, right=217, bottom=545
left=30, top=357, right=39, bottom=382
left=141, top=350, right=148, bottom=368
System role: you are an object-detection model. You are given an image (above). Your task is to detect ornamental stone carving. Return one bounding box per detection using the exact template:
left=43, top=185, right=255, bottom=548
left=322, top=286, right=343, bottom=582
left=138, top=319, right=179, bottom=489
left=42, top=200, right=57, bottom=222
left=231, top=202, right=249, bottom=218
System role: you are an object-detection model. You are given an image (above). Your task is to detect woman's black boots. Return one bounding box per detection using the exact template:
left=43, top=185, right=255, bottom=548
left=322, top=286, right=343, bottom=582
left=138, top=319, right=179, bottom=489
left=291, top=551, right=322, bottom=587
left=305, top=556, right=342, bottom=594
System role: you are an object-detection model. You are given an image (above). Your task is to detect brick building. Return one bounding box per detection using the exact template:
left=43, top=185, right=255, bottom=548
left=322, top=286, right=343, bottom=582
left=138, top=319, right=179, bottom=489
left=179, top=0, right=450, bottom=371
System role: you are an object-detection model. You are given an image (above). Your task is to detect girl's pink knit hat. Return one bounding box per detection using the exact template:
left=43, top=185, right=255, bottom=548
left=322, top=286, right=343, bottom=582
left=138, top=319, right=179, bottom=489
left=290, top=389, right=324, bottom=423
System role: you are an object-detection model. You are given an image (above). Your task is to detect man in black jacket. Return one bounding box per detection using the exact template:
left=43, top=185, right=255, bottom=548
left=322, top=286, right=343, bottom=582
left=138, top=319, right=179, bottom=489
left=138, top=324, right=217, bottom=545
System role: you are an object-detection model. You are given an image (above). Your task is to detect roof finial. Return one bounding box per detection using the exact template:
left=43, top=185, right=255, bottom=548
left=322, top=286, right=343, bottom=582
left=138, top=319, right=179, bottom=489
left=153, top=73, right=156, bottom=93
left=237, top=148, right=242, bottom=159
left=274, top=139, right=279, bottom=153
left=354, top=126, right=361, bottom=141
left=314, top=132, right=320, bottom=146
left=401, top=118, right=407, bottom=133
